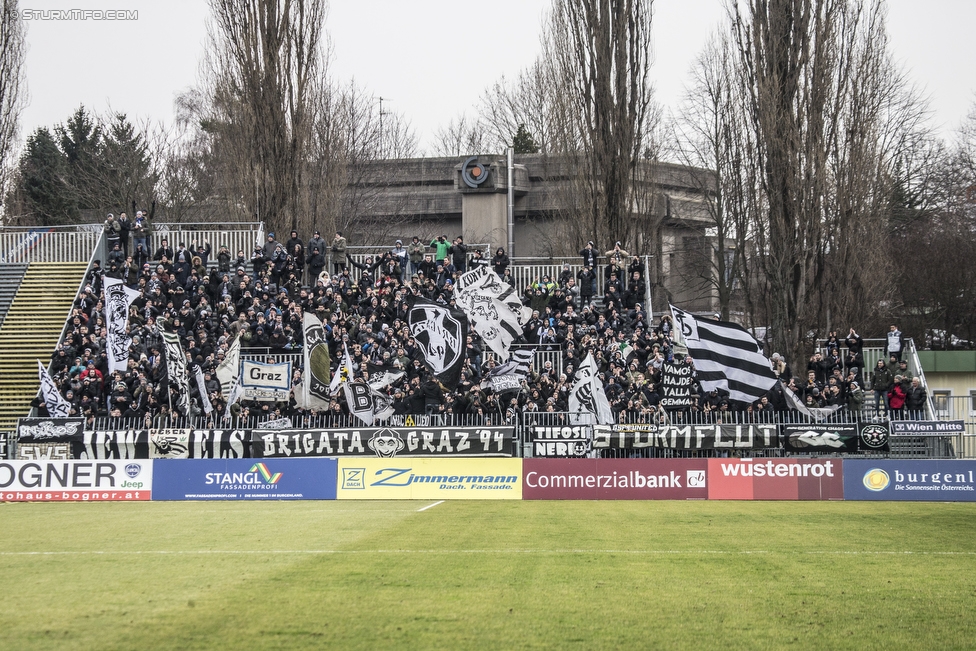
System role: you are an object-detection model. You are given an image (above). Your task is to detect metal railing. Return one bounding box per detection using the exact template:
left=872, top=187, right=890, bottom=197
left=0, top=226, right=101, bottom=263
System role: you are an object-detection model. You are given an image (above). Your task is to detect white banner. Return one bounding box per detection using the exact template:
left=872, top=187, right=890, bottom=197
left=216, top=335, right=241, bottom=400
left=193, top=365, right=213, bottom=415
left=301, top=312, right=331, bottom=410
left=241, top=360, right=292, bottom=390
left=569, top=353, right=614, bottom=425
left=104, top=277, right=140, bottom=373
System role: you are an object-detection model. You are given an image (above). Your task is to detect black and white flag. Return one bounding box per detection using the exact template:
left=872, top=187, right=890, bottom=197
left=301, top=312, right=331, bottom=410
left=366, top=362, right=406, bottom=391
left=455, top=266, right=532, bottom=358
left=193, top=365, right=213, bottom=414
left=35, top=360, right=72, bottom=418
left=104, top=277, right=140, bottom=373
left=670, top=305, right=777, bottom=404
left=342, top=381, right=395, bottom=426
left=161, top=331, right=191, bottom=415
left=568, top=353, right=614, bottom=425
left=481, top=348, right=533, bottom=394
left=405, top=295, right=468, bottom=388
left=216, top=335, right=241, bottom=401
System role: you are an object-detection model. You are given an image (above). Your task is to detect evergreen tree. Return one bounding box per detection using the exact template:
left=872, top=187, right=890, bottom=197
left=55, top=105, right=104, bottom=210
left=17, top=127, right=76, bottom=224
left=101, top=112, right=157, bottom=211
left=512, top=123, right=539, bottom=154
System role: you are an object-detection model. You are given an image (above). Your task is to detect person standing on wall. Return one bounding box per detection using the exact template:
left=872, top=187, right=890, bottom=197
left=885, top=324, right=903, bottom=362
left=331, top=231, right=347, bottom=275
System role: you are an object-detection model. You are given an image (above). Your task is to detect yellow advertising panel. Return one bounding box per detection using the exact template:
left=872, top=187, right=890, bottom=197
left=337, top=458, right=522, bottom=500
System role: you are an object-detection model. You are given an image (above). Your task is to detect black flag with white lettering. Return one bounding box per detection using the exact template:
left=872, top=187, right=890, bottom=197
left=405, top=295, right=468, bottom=389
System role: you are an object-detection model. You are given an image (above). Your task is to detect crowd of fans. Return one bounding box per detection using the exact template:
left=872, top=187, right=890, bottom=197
left=39, top=220, right=927, bottom=428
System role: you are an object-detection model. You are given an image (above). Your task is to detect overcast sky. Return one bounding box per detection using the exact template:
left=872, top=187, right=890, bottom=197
left=17, top=0, right=976, bottom=155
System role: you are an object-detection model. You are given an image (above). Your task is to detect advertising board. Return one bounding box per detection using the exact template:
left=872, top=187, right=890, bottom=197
left=707, top=458, right=844, bottom=500
left=152, top=458, right=336, bottom=500
left=0, top=459, right=151, bottom=501
left=844, top=459, right=976, bottom=502
left=336, top=458, right=522, bottom=500
left=522, top=458, right=708, bottom=500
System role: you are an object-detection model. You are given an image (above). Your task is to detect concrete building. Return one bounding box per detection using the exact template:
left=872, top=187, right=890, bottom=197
left=342, top=154, right=723, bottom=312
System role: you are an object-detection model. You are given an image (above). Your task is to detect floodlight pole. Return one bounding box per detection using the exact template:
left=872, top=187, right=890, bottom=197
left=507, top=147, right=514, bottom=257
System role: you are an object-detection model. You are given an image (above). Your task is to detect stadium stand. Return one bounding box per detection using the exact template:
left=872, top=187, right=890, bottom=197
left=0, top=263, right=28, bottom=328
left=0, top=261, right=89, bottom=431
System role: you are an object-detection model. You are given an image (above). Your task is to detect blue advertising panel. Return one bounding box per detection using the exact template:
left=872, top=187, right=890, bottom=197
left=153, top=458, right=336, bottom=500
left=844, top=459, right=976, bottom=501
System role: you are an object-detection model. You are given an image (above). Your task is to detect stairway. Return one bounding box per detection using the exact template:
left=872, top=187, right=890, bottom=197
left=0, top=263, right=28, bottom=328
left=0, top=262, right=89, bottom=432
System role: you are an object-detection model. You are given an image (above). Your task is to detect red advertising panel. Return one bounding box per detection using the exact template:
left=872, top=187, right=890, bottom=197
left=707, top=458, right=844, bottom=500
left=523, top=458, right=708, bottom=500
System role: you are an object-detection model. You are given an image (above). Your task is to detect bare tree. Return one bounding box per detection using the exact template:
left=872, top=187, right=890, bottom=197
left=203, top=0, right=327, bottom=236
left=0, top=0, right=25, bottom=210
left=431, top=113, right=489, bottom=157
left=726, top=0, right=927, bottom=362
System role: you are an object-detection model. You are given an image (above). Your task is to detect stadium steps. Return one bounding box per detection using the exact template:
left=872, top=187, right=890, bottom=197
left=0, top=263, right=28, bottom=329
left=0, top=262, right=89, bottom=432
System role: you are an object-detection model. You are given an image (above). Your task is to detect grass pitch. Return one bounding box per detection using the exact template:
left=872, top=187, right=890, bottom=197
left=2, top=501, right=975, bottom=650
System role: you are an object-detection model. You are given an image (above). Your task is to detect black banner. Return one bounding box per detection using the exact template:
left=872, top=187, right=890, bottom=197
left=17, top=418, right=85, bottom=443
left=531, top=425, right=592, bottom=458
left=405, top=295, right=469, bottom=389
left=858, top=421, right=890, bottom=452
left=73, top=431, right=151, bottom=459
left=17, top=443, right=72, bottom=460
left=0, top=431, right=6, bottom=459
left=659, top=362, right=695, bottom=409
left=251, top=427, right=514, bottom=458
left=890, top=420, right=965, bottom=435
left=149, top=429, right=252, bottom=459
left=781, top=423, right=858, bottom=453
left=592, top=423, right=779, bottom=450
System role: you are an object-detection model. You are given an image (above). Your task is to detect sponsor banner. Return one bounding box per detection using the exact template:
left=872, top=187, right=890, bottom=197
left=337, top=458, right=522, bottom=500
left=844, top=460, right=976, bottom=502
left=707, top=458, right=844, bottom=500
left=252, top=427, right=514, bottom=458
left=73, top=431, right=150, bottom=459
left=17, top=443, right=72, bottom=460
left=592, top=423, right=778, bottom=450
left=858, top=421, right=890, bottom=452
left=659, top=362, right=695, bottom=408
left=17, top=418, right=85, bottom=443
left=530, top=425, right=591, bottom=458
left=781, top=424, right=858, bottom=453
left=523, top=459, right=708, bottom=500
left=0, top=460, right=151, bottom=501
left=152, top=458, right=336, bottom=501
left=890, top=420, right=966, bottom=435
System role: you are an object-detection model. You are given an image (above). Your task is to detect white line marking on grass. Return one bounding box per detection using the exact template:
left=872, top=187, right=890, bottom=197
left=2, top=550, right=975, bottom=557
left=417, top=501, right=445, bottom=512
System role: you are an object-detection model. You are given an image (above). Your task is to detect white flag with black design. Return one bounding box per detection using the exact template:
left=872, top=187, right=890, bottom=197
left=37, top=360, right=71, bottom=418
left=104, top=277, right=140, bottom=373
left=161, top=331, right=191, bottom=415
left=781, top=380, right=844, bottom=421
left=301, top=312, right=331, bottom=410
left=481, top=348, right=534, bottom=393
left=343, top=380, right=394, bottom=426
left=193, top=365, right=213, bottom=414
left=455, top=266, right=532, bottom=358
left=330, top=343, right=354, bottom=394
left=669, top=305, right=777, bottom=404
left=216, top=335, right=241, bottom=401
left=568, top=353, right=614, bottom=425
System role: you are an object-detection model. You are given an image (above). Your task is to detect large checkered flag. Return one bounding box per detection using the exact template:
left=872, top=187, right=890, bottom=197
left=669, top=305, right=777, bottom=404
